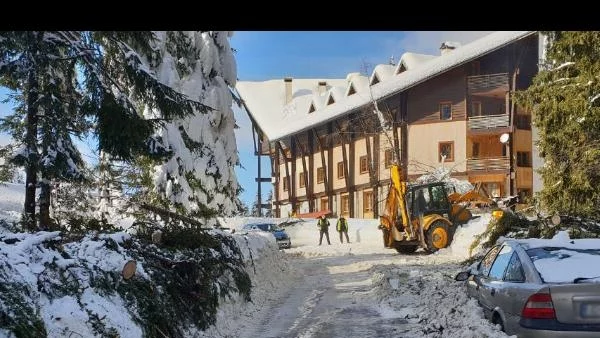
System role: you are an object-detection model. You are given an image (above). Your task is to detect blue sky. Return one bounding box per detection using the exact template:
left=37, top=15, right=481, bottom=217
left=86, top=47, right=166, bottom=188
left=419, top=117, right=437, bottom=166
left=0, top=31, right=492, bottom=208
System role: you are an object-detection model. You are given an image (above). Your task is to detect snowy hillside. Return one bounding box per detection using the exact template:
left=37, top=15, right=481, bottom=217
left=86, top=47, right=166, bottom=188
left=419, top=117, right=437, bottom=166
left=0, top=182, right=24, bottom=224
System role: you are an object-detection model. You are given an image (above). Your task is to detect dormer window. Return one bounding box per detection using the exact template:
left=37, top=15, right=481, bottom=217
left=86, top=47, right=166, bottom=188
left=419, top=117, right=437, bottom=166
left=397, top=64, right=407, bottom=74
left=327, top=96, right=335, bottom=105
left=308, top=103, right=316, bottom=114
left=348, top=84, right=356, bottom=96
left=370, top=74, right=380, bottom=85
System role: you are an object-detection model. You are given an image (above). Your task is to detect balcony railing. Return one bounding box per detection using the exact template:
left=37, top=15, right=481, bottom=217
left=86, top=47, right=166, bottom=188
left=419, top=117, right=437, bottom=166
left=468, top=73, right=509, bottom=94
left=468, top=114, right=510, bottom=130
left=467, top=157, right=510, bottom=172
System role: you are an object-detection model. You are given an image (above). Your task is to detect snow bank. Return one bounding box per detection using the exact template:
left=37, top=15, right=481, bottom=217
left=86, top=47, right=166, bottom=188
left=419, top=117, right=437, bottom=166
left=0, top=226, right=292, bottom=337
left=371, top=264, right=512, bottom=337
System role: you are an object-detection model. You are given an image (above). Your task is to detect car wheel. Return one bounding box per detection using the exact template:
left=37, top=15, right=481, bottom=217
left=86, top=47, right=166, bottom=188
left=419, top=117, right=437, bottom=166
left=492, top=313, right=504, bottom=332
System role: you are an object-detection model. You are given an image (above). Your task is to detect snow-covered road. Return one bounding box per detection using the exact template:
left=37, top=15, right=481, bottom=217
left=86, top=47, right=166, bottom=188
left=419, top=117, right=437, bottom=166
left=219, top=215, right=512, bottom=338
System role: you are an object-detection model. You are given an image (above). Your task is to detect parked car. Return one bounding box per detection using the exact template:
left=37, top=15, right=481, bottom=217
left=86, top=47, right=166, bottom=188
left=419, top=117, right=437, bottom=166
left=241, top=223, right=291, bottom=249
left=455, top=233, right=600, bottom=337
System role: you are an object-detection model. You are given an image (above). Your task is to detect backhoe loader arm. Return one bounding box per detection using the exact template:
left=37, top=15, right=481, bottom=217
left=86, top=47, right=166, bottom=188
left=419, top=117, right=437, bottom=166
left=379, top=165, right=411, bottom=246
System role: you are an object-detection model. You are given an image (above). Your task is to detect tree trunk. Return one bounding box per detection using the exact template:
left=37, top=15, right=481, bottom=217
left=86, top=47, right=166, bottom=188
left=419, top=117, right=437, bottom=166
left=23, top=68, right=39, bottom=232
left=38, top=179, right=51, bottom=230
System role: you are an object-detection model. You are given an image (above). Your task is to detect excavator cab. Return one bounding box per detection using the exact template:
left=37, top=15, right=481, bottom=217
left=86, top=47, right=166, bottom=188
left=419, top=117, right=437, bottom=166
left=407, top=183, right=451, bottom=219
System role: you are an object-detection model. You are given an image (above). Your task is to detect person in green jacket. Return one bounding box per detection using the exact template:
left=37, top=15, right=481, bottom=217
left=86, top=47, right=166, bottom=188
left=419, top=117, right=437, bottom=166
left=317, top=215, right=331, bottom=245
left=336, top=216, right=350, bottom=243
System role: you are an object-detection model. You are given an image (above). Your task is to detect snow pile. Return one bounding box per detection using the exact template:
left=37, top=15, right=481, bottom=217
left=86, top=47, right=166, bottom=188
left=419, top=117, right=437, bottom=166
left=0, top=182, right=24, bottom=224
left=514, top=231, right=600, bottom=283
left=436, top=213, right=492, bottom=260
left=0, top=226, right=292, bottom=337
left=371, top=264, right=512, bottom=338
left=414, top=166, right=473, bottom=194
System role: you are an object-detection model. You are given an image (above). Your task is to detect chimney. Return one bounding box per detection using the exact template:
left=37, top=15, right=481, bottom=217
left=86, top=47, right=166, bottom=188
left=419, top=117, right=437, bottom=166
left=284, top=77, right=293, bottom=104
left=440, top=41, right=461, bottom=55
left=318, top=81, right=327, bottom=95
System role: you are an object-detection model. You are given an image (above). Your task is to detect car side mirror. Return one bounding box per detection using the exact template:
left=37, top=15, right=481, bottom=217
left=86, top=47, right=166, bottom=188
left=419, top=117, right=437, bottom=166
left=455, top=271, right=471, bottom=281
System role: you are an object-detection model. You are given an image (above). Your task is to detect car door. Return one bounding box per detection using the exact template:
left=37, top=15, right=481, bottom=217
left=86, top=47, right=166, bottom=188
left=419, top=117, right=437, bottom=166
left=478, top=245, right=513, bottom=319
left=471, top=245, right=502, bottom=316
left=499, top=250, right=540, bottom=335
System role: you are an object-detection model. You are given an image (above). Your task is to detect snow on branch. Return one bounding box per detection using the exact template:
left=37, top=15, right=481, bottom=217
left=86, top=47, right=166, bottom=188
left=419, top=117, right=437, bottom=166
left=550, top=62, right=575, bottom=72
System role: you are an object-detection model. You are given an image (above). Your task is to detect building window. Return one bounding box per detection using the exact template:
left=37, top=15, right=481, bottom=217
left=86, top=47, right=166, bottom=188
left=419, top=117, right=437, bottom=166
left=371, top=75, right=380, bottom=85
left=341, top=194, right=349, bottom=215
left=472, top=142, right=480, bottom=158
left=283, top=177, right=289, bottom=191
left=327, top=96, right=335, bottom=105
left=360, top=156, right=368, bottom=174
left=515, top=114, right=531, bottom=130
left=317, top=167, right=325, bottom=183
left=337, top=161, right=345, bottom=179
left=348, top=85, right=356, bottom=96
left=299, top=172, right=305, bottom=188
left=439, top=141, right=454, bottom=162
left=517, top=152, right=531, bottom=167
left=320, top=197, right=329, bottom=211
left=363, top=191, right=373, bottom=213
left=471, top=101, right=482, bottom=117
left=384, top=148, right=393, bottom=168
left=472, top=61, right=481, bottom=75
left=397, top=63, right=407, bottom=74
left=308, top=103, right=316, bottom=114
left=439, top=102, right=452, bottom=120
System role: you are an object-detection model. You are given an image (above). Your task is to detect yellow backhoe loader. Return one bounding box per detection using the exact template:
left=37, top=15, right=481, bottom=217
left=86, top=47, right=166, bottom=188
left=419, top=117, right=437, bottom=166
left=379, top=165, right=492, bottom=253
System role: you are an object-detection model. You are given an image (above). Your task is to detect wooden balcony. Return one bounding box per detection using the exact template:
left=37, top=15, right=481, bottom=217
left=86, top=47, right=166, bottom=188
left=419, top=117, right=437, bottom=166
left=467, top=157, right=510, bottom=172
left=468, top=114, right=510, bottom=134
left=468, top=73, right=509, bottom=98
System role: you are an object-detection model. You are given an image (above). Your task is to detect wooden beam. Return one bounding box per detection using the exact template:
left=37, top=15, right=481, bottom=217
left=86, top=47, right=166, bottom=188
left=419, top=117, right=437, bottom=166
left=327, top=123, right=334, bottom=213
left=290, top=139, right=297, bottom=213
left=335, top=121, right=354, bottom=217
left=272, top=147, right=280, bottom=218
left=307, top=130, right=315, bottom=212
left=294, top=136, right=311, bottom=211
left=276, top=141, right=293, bottom=214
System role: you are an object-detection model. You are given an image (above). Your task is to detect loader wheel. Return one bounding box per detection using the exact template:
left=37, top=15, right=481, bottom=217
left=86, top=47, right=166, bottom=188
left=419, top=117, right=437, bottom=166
left=426, top=221, right=449, bottom=253
left=394, top=243, right=418, bottom=254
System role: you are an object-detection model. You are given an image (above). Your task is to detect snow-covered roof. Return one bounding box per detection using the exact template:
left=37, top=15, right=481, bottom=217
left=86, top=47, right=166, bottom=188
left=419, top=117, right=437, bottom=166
left=369, top=64, right=396, bottom=84
left=237, top=31, right=535, bottom=141
left=396, top=52, right=437, bottom=73
left=345, top=73, right=369, bottom=96
left=236, top=78, right=347, bottom=137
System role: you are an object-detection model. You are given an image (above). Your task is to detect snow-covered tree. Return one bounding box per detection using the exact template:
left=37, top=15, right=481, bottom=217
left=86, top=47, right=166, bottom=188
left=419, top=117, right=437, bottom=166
left=136, top=31, right=243, bottom=226
left=264, top=190, right=273, bottom=217
left=516, top=32, right=600, bottom=219
left=0, top=31, right=210, bottom=230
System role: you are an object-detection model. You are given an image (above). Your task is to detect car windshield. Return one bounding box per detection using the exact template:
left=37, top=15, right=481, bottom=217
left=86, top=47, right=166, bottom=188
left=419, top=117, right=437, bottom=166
left=526, top=246, right=600, bottom=283
left=243, top=223, right=274, bottom=232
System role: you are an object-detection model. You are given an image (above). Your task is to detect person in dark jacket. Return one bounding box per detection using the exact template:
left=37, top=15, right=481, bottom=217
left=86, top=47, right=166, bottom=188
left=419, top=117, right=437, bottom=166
left=317, top=215, right=331, bottom=245
left=336, top=216, right=350, bottom=243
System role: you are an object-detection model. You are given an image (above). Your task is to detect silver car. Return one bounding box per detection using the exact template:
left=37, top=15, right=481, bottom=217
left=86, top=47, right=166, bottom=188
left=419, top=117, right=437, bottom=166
left=455, top=239, right=600, bottom=337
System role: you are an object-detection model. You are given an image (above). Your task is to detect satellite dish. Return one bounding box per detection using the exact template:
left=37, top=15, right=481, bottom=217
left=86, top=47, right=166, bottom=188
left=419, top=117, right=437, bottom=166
left=551, top=214, right=561, bottom=226
left=500, top=133, right=510, bottom=144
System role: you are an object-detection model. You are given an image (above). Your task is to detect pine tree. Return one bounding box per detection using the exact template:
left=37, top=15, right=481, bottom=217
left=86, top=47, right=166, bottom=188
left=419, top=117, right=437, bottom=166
left=264, top=190, right=273, bottom=217
left=0, top=31, right=211, bottom=231
left=135, top=31, right=243, bottom=226
left=516, top=31, right=600, bottom=219
left=250, top=192, right=260, bottom=217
